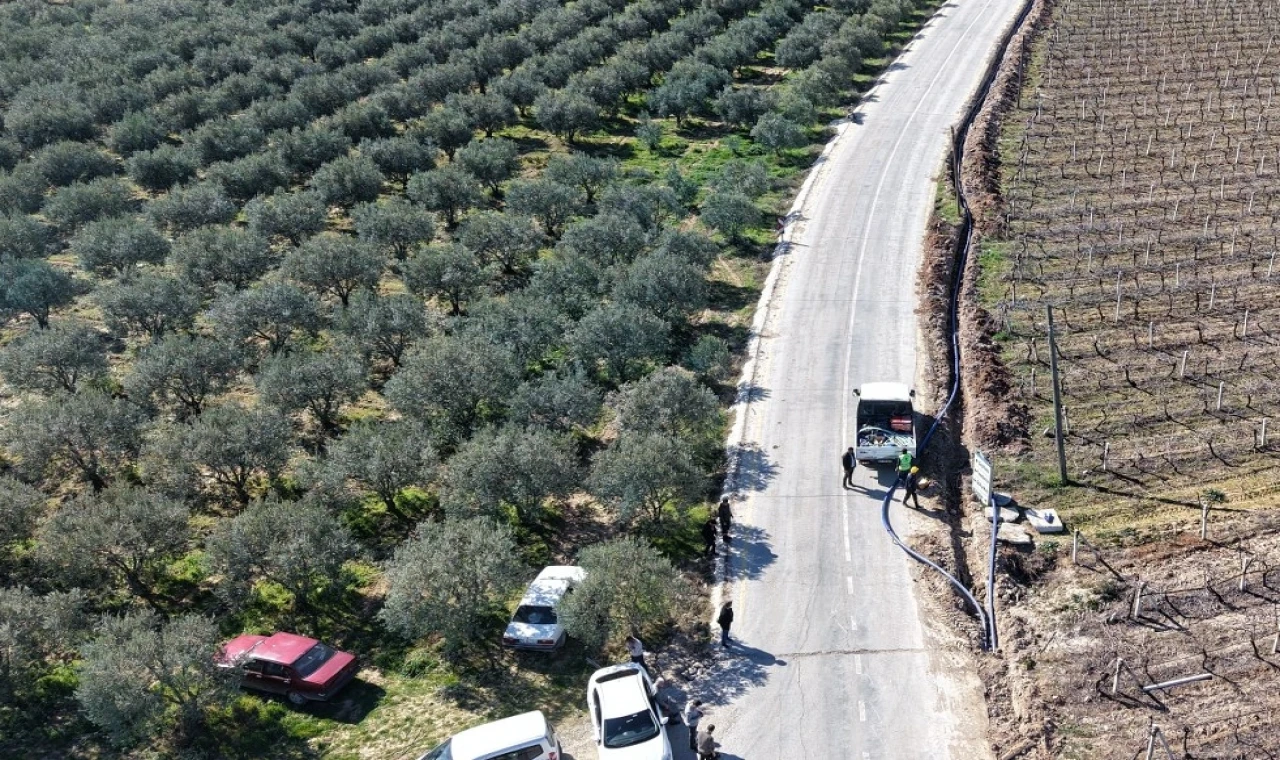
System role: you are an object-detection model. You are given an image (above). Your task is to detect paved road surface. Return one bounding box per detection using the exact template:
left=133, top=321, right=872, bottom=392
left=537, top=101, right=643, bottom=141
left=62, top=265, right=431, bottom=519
left=696, top=1, right=1028, bottom=758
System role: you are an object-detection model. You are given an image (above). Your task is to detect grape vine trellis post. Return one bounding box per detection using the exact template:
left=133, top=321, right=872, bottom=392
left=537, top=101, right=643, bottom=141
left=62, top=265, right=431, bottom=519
left=1046, top=304, right=1069, bottom=484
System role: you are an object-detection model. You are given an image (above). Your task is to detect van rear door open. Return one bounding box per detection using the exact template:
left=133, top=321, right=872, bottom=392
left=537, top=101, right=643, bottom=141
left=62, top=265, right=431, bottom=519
left=853, top=382, right=916, bottom=463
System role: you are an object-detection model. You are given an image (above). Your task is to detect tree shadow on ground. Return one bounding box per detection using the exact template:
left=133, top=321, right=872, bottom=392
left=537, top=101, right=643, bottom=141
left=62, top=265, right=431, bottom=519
left=683, top=641, right=786, bottom=708
left=725, top=440, right=777, bottom=492
left=720, top=524, right=775, bottom=584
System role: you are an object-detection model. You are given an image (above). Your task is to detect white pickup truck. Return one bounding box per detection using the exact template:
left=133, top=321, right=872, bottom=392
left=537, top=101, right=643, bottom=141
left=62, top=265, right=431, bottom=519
left=853, top=382, right=917, bottom=463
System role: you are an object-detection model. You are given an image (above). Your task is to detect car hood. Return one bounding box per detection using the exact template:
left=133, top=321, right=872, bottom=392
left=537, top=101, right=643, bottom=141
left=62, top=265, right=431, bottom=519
left=599, top=733, right=671, bottom=760
left=301, top=650, right=357, bottom=687
left=505, top=621, right=560, bottom=641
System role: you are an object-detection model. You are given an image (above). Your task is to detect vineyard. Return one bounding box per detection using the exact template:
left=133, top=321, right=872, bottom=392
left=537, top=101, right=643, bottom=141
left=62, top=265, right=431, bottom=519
left=0, top=0, right=937, bottom=755
left=972, top=0, right=1280, bottom=756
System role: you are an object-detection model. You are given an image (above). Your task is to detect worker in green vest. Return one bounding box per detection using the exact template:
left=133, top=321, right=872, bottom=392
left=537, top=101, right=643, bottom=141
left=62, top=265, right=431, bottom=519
left=896, top=448, right=914, bottom=485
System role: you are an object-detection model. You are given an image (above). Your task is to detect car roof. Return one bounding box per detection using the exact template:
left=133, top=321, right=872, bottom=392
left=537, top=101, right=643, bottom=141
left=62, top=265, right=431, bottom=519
left=450, top=711, right=549, bottom=759
left=859, top=382, right=912, bottom=402
left=250, top=632, right=319, bottom=665
left=590, top=665, right=651, bottom=717
left=519, top=566, right=585, bottom=607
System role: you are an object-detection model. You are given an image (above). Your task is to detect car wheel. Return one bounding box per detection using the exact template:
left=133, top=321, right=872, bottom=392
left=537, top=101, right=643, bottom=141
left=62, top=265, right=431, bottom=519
left=286, top=691, right=307, bottom=706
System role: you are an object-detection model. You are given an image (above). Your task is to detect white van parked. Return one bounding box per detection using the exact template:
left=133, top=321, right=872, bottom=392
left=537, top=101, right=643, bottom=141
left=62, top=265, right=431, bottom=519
left=502, top=566, right=587, bottom=651
left=853, top=382, right=917, bottom=463
left=415, top=710, right=563, bottom=760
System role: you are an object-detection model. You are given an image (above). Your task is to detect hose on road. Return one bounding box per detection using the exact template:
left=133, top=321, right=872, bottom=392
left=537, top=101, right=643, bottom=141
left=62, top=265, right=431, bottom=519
left=879, top=0, right=1039, bottom=653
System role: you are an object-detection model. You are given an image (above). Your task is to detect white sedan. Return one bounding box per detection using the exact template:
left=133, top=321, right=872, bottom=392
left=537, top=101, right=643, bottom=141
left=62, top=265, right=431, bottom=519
left=586, top=663, right=672, bottom=760
left=502, top=566, right=586, bottom=651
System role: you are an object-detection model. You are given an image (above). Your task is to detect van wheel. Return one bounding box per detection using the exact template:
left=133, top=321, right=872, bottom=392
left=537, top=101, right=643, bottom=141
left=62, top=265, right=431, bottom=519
left=287, top=691, right=307, bottom=706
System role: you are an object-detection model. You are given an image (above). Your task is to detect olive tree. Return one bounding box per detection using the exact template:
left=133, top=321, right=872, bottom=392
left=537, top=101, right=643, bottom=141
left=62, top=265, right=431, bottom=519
left=0, top=587, right=86, bottom=703
left=456, top=211, right=544, bottom=276
left=508, top=365, right=603, bottom=432
left=0, top=258, right=82, bottom=329
left=534, top=90, right=600, bottom=141
left=244, top=189, right=328, bottom=245
left=145, top=181, right=237, bottom=232
left=207, top=282, right=324, bottom=354
left=505, top=178, right=582, bottom=239
left=36, top=485, right=189, bottom=605
left=614, top=253, right=708, bottom=324
left=72, top=217, right=170, bottom=280
left=456, top=138, right=519, bottom=196
left=170, top=226, right=276, bottom=291
left=379, top=517, right=524, bottom=653
left=699, top=190, right=758, bottom=241
left=558, top=536, right=685, bottom=649
left=317, top=418, right=438, bottom=519
left=544, top=152, right=618, bottom=204
left=127, top=146, right=200, bottom=192
left=204, top=498, right=357, bottom=615
left=0, top=477, right=47, bottom=561
left=307, top=155, right=385, bottom=208
left=77, top=610, right=238, bottom=748
left=402, top=242, right=491, bottom=315
left=125, top=333, right=244, bottom=418
left=751, top=112, right=807, bottom=154
left=0, top=212, right=52, bottom=259
left=439, top=424, right=580, bottom=523
left=567, top=303, right=670, bottom=384
left=257, top=347, right=367, bottom=435
left=283, top=233, right=387, bottom=307
left=587, top=431, right=707, bottom=524
left=145, top=403, right=291, bottom=506
left=612, top=367, right=722, bottom=452
left=385, top=335, right=520, bottom=446
left=351, top=197, right=436, bottom=259
left=406, top=165, right=483, bottom=228
left=43, top=178, right=136, bottom=232
left=0, top=322, right=108, bottom=394
left=95, top=273, right=203, bottom=342
left=0, top=389, right=144, bottom=491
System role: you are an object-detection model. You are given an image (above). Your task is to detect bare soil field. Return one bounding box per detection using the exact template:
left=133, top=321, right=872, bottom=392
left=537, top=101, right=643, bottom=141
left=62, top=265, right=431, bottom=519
left=944, top=0, right=1280, bottom=756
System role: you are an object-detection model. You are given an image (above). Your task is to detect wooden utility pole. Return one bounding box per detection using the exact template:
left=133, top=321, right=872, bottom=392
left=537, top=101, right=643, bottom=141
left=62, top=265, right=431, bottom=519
left=1047, top=305, right=1069, bottom=484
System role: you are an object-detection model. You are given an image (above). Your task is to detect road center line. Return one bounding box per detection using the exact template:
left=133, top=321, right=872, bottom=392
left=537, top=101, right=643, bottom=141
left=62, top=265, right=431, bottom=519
left=859, top=701, right=867, bottom=722
left=856, top=654, right=864, bottom=675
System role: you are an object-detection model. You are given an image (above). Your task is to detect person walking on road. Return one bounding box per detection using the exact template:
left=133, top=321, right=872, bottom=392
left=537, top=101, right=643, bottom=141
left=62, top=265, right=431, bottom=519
left=625, top=634, right=647, bottom=672
left=902, top=466, right=922, bottom=509
left=696, top=724, right=719, bottom=759
left=896, top=448, right=914, bottom=485
left=841, top=446, right=857, bottom=489
left=717, top=497, right=733, bottom=544
left=716, top=601, right=734, bottom=647
left=701, top=518, right=717, bottom=558
left=682, top=699, right=704, bottom=752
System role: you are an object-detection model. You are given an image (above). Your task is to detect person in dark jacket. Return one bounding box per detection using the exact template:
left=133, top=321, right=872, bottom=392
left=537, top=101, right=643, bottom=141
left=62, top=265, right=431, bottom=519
left=902, top=466, right=922, bottom=509
left=716, top=601, right=734, bottom=647
left=841, top=446, right=857, bottom=489
left=696, top=724, right=719, bottom=759
left=717, top=497, right=733, bottom=544
left=701, top=518, right=717, bottom=557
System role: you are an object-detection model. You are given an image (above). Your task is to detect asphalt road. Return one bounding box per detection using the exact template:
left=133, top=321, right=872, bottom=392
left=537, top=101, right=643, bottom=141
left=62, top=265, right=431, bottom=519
left=695, top=1, right=1029, bottom=758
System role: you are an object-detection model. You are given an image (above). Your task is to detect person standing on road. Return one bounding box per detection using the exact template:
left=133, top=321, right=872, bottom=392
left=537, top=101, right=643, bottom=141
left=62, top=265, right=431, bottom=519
left=841, top=446, right=857, bottom=489
left=716, top=601, right=734, bottom=647
left=902, top=466, right=922, bottom=509
left=625, top=634, right=647, bottom=672
left=717, top=497, right=733, bottom=544
left=701, top=518, right=717, bottom=557
left=682, top=699, right=704, bottom=752
left=896, top=448, right=914, bottom=484
left=696, top=724, right=719, bottom=759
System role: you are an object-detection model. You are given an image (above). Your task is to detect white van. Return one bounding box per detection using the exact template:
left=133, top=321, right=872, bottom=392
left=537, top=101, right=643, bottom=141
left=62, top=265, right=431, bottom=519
left=415, top=710, right=562, bottom=760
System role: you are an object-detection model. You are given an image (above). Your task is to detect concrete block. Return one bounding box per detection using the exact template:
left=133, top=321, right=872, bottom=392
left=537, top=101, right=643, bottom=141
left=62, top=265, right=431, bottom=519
left=1025, top=508, right=1065, bottom=534
left=996, top=523, right=1033, bottom=545
left=984, top=505, right=1021, bottom=523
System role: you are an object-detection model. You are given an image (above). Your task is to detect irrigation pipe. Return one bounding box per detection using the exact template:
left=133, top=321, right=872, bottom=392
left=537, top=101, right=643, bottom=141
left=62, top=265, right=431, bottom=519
left=879, top=0, right=1040, bottom=653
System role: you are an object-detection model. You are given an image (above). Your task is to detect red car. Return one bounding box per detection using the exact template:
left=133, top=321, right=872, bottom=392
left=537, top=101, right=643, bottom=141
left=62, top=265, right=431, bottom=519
left=218, top=632, right=358, bottom=705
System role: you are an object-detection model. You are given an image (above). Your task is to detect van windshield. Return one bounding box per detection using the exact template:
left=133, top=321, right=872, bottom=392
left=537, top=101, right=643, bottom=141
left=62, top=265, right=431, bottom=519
left=512, top=605, right=557, bottom=625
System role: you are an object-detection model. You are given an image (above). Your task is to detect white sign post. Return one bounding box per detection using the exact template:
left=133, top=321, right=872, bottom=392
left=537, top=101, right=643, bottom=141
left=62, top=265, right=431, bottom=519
left=972, top=450, right=993, bottom=507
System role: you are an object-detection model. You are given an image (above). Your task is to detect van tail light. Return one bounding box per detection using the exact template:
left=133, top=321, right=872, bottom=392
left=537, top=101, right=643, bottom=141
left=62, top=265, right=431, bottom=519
left=537, top=639, right=555, bottom=645
left=502, top=636, right=518, bottom=645
left=547, top=753, right=558, bottom=760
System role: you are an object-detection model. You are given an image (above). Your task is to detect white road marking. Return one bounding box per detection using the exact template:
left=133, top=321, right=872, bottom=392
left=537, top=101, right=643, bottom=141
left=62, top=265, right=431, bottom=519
left=856, top=654, right=864, bottom=675
left=851, top=615, right=858, bottom=631
left=847, top=576, right=854, bottom=594
left=859, top=701, right=867, bottom=722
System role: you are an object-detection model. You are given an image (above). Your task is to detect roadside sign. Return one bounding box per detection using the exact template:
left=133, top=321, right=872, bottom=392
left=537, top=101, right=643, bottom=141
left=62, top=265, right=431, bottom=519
left=972, top=451, right=993, bottom=506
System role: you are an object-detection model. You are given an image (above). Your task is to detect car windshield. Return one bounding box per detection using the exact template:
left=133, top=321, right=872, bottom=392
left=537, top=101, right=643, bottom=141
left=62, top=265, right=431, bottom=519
left=603, top=709, right=660, bottom=748
left=291, top=643, right=336, bottom=678
left=512, top=605, right=557, bottom=625
left=418, top=739, right=452, bottom=760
